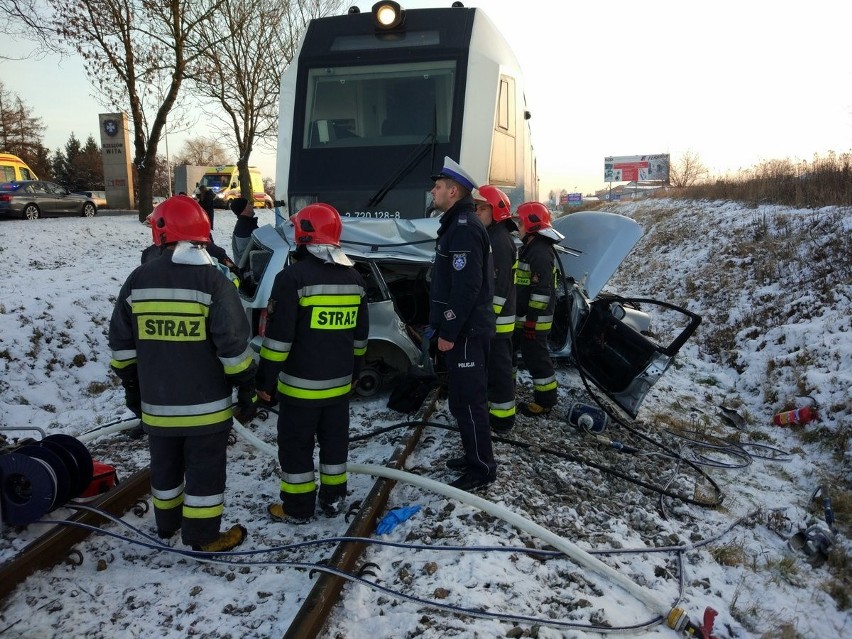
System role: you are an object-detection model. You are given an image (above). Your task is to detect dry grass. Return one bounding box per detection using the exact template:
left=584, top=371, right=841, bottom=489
left=666, top=151, right=852, bottom=208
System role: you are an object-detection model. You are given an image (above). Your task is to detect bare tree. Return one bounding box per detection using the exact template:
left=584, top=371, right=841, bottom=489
left=0, top=0, right=64, bottom=57
left=173, top=137, right=230, bottom=166
left=669, top=149, right=709, bottom=188
left=44, top=0, right=224, bottom=220
left=186, top=0, right=342, bottom=199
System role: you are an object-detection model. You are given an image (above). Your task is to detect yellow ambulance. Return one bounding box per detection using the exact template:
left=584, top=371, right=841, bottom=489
left=195, top=165, right=272, bottom=209
left=0, top=153, right=38, bottom=182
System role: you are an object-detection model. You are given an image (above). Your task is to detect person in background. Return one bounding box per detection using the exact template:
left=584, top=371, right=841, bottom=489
left=108, top=195, right=257, bottom=552
left=514, top=202, right=564, bottom=417
left=230, top=197, right=258, bottom=267
left=256, top=203, right=369, bottom=523
left=198, top=185, right=216, bottom=230
left=472, top=185, right=518, bottom=434
left=428, top=157, right=497, bottom=491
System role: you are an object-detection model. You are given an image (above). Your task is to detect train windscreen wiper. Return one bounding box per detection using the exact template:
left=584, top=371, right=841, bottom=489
left=364, top=112, right=438, bottom=210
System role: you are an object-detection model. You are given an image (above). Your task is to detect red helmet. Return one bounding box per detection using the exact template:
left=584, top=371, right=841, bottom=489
left=515, top=201, right=553, bottom=234
left=473, top=185, right=512, bottom=222
left=150, top=195, right=211, bottom=246
left=292, top=203, right=343, bottom=247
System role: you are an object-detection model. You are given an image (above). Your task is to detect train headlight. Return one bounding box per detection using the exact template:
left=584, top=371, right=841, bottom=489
left=372, top=1, right=405, bottom=30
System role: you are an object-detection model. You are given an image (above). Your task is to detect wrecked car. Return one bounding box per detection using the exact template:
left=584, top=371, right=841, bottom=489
left=236, top=211, right=701, bottom=417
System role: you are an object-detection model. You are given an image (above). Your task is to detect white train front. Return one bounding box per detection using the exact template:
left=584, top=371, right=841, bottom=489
left=275, top=1, right=538, bottom=220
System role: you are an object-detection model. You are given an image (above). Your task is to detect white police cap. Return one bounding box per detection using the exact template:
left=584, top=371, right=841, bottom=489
left=431, top=156, right=478, bottom=191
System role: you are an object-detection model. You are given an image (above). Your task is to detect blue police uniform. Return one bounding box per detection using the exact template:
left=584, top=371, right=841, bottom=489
left=429, top=195, right=497, bottom=482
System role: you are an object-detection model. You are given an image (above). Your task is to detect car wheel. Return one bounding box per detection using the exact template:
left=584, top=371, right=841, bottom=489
left=355, top=367, right=382, bottom=397
left=81, top=203, right=96, bottom=217
left=23, top=204, right=40, bottom=220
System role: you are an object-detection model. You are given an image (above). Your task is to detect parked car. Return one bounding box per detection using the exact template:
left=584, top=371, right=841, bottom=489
left=236, top=212, right=701, bottom=417
left=77, top=190, right=108, bottom=209
left=0, top=181, right=97, bottom=220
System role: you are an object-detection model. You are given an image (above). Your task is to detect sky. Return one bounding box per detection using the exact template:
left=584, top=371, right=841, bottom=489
left=1, top=0, right=851, bottom=196
left=0, top=199, right=849, bottom=637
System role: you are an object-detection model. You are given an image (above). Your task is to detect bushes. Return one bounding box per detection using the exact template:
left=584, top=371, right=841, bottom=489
left=665, top=152, right=852, bottom=208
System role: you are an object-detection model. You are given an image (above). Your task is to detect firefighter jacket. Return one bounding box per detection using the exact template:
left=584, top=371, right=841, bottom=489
left=256, top=252, right=369, bottom=407
left=515, top=234, right=558, bottom=333
left=487, top=220, right=518, bottom=339
left=429, top=196, right=496, bottom=341
left=109, top=250, right=256, bottom=437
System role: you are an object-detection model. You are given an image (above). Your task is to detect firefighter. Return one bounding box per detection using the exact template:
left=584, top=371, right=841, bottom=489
left=472, top=185, right=518, bottom=433
left=108, top=195, right=256, bottom=553
left=256, top=203, right=369, bottom=522
left=429, top=157, right=497, bottom=491
left=514, top=202, right=564, bottom=417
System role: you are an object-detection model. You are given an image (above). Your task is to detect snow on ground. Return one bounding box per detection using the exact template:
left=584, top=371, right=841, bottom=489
left=0, top=200, right=849, bottom=638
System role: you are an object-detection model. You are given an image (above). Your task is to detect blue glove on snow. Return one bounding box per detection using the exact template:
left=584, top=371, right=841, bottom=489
left=376, top=505, right=421, bottom=534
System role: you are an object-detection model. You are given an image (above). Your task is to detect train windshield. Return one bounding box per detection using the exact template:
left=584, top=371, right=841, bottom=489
left=303, top=60, right=456, bottom=149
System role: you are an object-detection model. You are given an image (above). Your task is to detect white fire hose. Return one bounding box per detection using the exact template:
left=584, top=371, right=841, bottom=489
left=229, top=419, right=678, bottom=622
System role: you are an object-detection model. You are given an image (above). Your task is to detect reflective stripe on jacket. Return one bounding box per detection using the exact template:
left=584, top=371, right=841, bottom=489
left=515, top=234, right=557, bottom=328
left=257, top=253, right=369, bottom=406
left=108, top=250, right=255, bottom=436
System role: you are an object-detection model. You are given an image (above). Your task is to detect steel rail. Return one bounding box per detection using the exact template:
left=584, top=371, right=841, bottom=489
left=283, top=391, right=438, bottom=639
left=1, top=393, right=437, bottom=637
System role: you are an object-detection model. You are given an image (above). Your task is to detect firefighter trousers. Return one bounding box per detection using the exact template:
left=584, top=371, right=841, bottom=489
left=445, top=332, right=496, bottom=477
left=487, top=336, right=516, bottom=429
left=277, top=399, right=349, bottom=519
left=148, top=429, right=230, bottom=547
left=515, top=330, right=558, bottom=408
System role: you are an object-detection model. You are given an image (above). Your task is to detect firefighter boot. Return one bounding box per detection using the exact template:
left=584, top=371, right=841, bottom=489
left=267, top=502, right=313, bottom=525
left=518, top=402, right=552, bottom=418
left=192, top=524, right=247, bottom=553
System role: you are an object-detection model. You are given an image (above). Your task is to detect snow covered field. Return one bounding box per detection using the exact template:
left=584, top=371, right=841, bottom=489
left=0, top=200, right=849, bottom=638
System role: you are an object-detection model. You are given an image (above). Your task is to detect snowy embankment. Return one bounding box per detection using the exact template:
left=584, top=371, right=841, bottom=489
left=0, top=200, right=849, bottom=638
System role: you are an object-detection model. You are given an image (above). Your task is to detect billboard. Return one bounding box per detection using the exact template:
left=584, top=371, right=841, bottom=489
left=604, top=154, right=669, bottom=183
left=568, top=192, right=582, bottom=206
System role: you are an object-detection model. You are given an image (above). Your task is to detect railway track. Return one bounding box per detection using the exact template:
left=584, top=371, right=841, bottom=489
left=0, top=393, right=438, bottom=638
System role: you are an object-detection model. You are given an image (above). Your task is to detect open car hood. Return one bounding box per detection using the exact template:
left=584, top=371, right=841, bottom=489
left=552, top=211, right=643, bottom=298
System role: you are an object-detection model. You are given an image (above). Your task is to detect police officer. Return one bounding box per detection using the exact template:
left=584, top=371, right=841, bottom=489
left=257, top=204, right=369, bottom=522
left=198, top=184, right=216, bottom=230
left=514, top=202, right=564, bottom=417
left=230, top=197, right=259, bottom=267
left=109, top=195, right=256, bottom=552
left=472, top=185, right=518, bottom=433
left=430, top=157, right=497, bottom=490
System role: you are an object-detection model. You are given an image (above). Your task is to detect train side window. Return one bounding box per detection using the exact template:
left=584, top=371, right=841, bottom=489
left=497, top=78, right=511, bottom=131
left=490, top=75, right=516, bottom=185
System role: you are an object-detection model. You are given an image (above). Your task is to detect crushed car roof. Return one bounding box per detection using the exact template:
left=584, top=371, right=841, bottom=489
left=263, top=211, right=643, bottom=296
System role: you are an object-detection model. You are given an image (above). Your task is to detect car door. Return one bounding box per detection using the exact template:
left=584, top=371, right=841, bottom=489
left=37, top=181, right=66, bottom=214
left=548, top=211, right=701, bottom=417
left=52, top=182, right=77, bottom=214
left=567, top=288, right=701, bottom=417
left=28, top=181, right=56, bottom=213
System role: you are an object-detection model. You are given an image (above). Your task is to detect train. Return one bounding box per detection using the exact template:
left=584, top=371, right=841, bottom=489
left=274, top=1, right=537, bottom=222
left=237, top=2, right=702, bottom=411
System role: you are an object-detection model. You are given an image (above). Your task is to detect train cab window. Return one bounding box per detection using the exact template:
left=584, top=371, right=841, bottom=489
left=303, top=61, right=456, bottom=149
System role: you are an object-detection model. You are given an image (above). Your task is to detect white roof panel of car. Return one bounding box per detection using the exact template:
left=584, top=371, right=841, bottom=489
left=268, top=216, right=440, bottom=263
